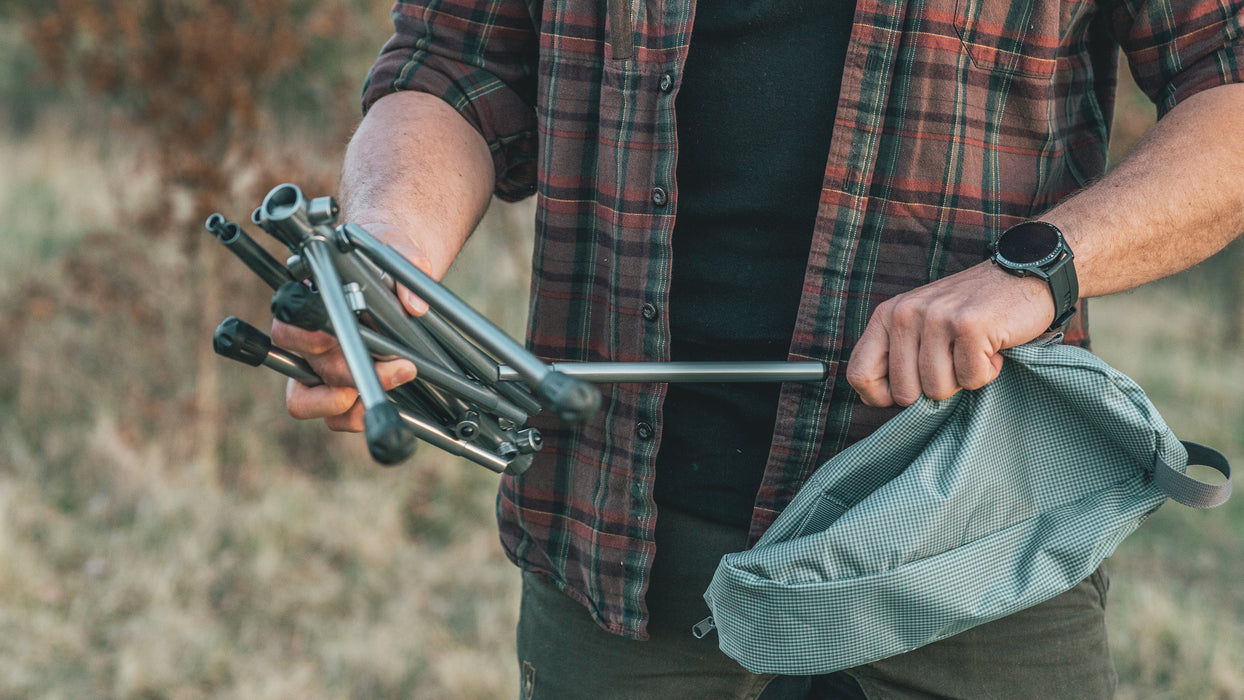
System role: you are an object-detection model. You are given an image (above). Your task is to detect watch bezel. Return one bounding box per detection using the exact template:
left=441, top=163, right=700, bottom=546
left=990, top=221, right=1067, bottom=274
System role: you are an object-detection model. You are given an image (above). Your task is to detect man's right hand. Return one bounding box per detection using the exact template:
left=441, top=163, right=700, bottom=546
left=270, top=220, right=432, bottom=433
left=270, top=321, right=417, bottom=433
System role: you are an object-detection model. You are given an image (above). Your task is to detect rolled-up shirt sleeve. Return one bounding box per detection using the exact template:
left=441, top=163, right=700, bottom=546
left=362, top=0, right=539, bottom=201
left=1112, top=0, right=1244, bottom=116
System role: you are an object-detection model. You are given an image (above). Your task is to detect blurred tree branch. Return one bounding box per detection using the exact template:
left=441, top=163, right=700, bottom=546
left=21, top=0, right=360, bottom=216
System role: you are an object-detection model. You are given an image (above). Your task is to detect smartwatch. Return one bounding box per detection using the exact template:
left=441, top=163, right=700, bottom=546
left=989, top=221, right=1079, bottom=332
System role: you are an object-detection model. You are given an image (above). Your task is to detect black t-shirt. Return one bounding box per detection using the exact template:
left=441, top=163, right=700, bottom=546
left=653, top=0, right=856, bottom=526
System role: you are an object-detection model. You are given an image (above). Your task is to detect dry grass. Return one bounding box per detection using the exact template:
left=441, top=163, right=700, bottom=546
left=0, top=111, right=155, bottom=294
left=0, top=414, right=521, bottom=699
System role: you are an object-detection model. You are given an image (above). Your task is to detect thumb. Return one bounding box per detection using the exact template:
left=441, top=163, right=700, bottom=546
left=379, top=232, right=435, bottom=317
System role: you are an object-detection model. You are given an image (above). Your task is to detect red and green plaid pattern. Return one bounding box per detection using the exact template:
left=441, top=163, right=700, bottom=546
left=363, top=0, right=1244, bottom=639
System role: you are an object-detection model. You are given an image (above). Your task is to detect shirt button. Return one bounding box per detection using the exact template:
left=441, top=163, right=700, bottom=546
left=651, top=187, right=668, bottom=206
left=637, top=422, right=655, bottom=440
left=641, top=302, right=659, bottom=321
left=659, top=72, right=674, bottom=93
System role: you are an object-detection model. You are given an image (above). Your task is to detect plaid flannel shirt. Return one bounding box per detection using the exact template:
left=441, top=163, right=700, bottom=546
left=363, top=0, right=1244, bottom=639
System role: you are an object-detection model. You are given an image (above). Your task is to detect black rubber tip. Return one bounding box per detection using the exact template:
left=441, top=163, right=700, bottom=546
left=271, top=280, right=328, bottom=331
left=364, top=403, right=417, bottom=466
left=212, top=316, right=270, bottom=367
left=535, top=372, right=601, bottom=426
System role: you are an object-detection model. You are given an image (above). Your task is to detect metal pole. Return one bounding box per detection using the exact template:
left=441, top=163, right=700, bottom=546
left=338, top=222, right=600, bottom=425
left=496, top=361, right=829, bottom=384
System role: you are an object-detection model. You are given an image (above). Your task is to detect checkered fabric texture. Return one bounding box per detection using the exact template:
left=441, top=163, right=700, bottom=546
left=703, top=341, right=1230, bottom=675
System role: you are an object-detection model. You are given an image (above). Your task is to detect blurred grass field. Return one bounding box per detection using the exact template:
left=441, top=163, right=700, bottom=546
left=2, top=8, right=1242, bottom=699
left=1092, top=289, right=1244, bottom=699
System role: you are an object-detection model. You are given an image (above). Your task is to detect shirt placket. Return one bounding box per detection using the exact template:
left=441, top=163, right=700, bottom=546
left=608, top=0, right=698, bottom=635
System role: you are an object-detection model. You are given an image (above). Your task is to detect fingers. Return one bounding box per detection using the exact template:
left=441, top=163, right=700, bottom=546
left=849, top=302, right=978, bottom=407
left=915, top=325, right=958, bottom=403
left=284, top=357, right=417, bottom=432
left=324, top=399, right=368, bottom=433
left=272, top=317, right=418, bottom=432
left=272, top=320, right=355, bottom=386
left=849, top=298, right=959, bottom=408
left=887, top=301, right=927, bottom=406
left=952, top=338, right=1005, bottom=392
left=287, top=378, right=360, bottom=422
left=847, top=263, right=1048, bottom=407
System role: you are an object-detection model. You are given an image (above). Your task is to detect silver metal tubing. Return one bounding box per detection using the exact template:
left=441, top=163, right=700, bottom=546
left=338, top=223, right=554, bottom=388
left=256, top=183, right=325, bottom=250
left=300, top=238, right=389, bottom=412
left=262, top=346, right=323, bottom=387
left=339, top=223, right=600, bottom=425
left=335, top=248, right=545, bottom=416
left=220, top=320, right=511, bottom=474
left=396, top=407, right=510, bottom=474
left=205, top=214, right=295, bottom=291
left=417, top=309, right=546, bottom=416
left=338, top=249, right=466, bottom=372
left=495, top=361, right=829, bottom=384
left=331, top=248, right=469, bottom=420
left=359, top=328, right=530, bottom=426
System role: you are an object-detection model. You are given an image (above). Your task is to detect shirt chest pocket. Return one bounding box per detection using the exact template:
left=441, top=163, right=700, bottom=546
left=954, top=0, right=1067, bottom=79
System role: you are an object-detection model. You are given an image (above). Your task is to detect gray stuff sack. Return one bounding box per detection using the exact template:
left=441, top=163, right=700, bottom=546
left=697, top=341, right=1231, bottom=675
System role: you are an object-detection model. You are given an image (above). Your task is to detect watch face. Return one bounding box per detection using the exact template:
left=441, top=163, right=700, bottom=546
left=996, top=222, right=1061, bottom=265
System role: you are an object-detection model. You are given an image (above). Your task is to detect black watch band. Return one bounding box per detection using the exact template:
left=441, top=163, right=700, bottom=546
left=990, top=221, right=1079, bottom=332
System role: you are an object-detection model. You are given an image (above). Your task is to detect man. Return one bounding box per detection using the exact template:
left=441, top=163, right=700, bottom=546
left=274, top=0, right=1244, bottom=696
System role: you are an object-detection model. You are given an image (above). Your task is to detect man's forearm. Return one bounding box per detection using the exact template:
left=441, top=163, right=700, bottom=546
left=847, top=82, right=1244, bottom=407
left=340, top=90, right=497, bottom=280
left=1043, top=82, right=1244, bottom=298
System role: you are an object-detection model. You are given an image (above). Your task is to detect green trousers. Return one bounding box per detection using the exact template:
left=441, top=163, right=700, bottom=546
left=515, top=505, right=1116, bottom=699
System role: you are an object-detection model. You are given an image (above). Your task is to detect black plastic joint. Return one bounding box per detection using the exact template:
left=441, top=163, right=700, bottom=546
left=271, top=281, right=328, bottom=331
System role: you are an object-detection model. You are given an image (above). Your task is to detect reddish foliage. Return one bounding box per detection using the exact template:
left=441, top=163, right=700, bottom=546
left=23, top=0, right=354, bottom=220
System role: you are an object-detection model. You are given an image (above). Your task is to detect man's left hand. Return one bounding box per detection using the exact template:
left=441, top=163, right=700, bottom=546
left=846, top=261, right=1057, bottom=407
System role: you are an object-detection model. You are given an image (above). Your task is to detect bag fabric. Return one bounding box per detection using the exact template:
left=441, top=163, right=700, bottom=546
left=700, top=341, right=1231, bottom=675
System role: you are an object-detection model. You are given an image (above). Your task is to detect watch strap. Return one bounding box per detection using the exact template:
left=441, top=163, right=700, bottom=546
left=1042, top=251, right=1079, bottom=331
